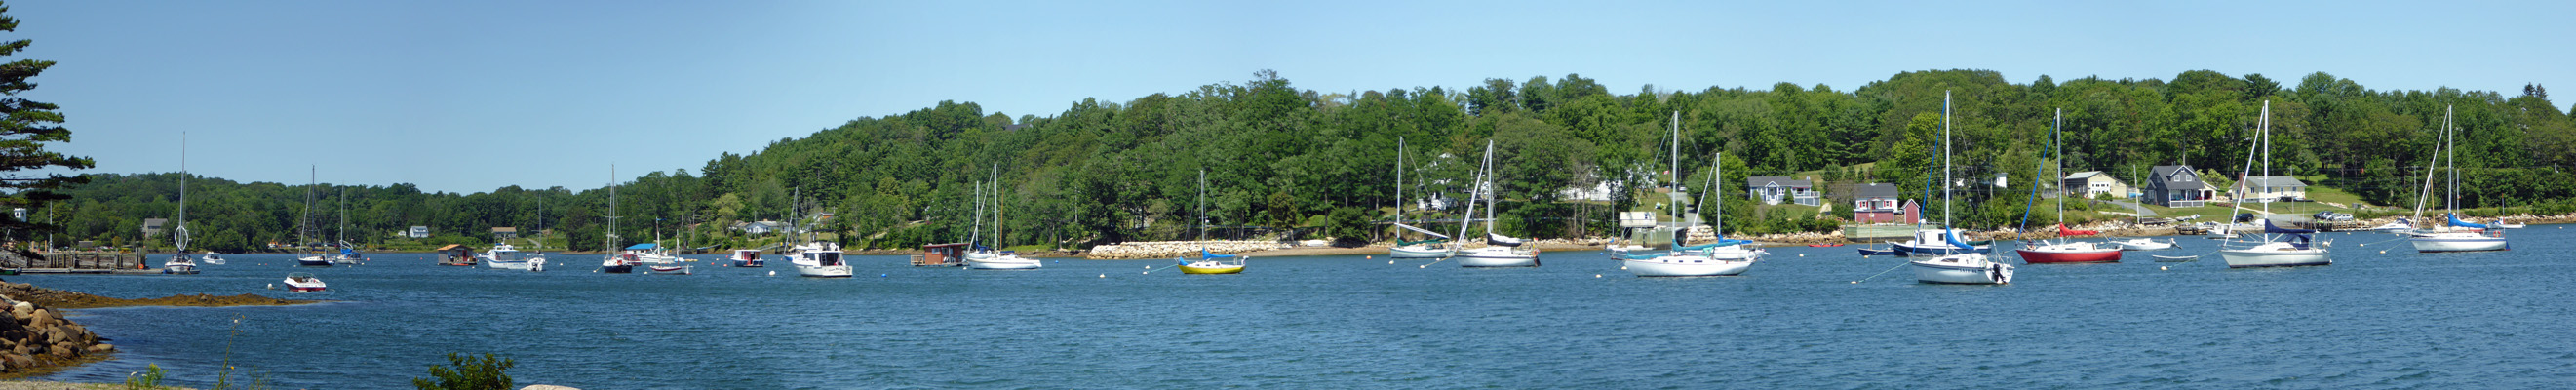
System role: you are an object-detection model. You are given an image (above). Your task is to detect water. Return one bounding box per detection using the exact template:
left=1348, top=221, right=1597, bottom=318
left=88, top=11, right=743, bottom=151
left=22, top=228, right=2576, bottom=389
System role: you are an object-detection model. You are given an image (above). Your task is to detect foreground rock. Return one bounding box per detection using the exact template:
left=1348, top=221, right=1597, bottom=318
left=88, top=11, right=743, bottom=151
left=0, top=292, right=111, bottom=376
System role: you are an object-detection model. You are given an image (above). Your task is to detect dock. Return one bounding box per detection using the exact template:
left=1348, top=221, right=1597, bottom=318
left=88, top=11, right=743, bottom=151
left=0, top=251, right=151, bottom=273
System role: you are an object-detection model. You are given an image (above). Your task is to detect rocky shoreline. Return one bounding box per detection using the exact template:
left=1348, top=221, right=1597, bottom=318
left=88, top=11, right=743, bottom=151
left=0, top=282, right=323, bottom=379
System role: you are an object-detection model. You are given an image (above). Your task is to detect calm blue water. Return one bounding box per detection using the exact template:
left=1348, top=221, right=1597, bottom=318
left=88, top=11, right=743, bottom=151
left=20, top=228, right=2576, bottom=389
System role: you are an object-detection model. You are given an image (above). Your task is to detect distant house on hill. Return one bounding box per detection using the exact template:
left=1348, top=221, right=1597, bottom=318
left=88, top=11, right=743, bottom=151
left=1850, top=183, right=1906, bottom=224
left=2062, top=171, right=2130, bottom=199
left=736, top=220, right=788, bottom=235
left=1747, top=176, right=1820, bottom=206
left=2234, top=176, right=2310, bottom=202
left=2145, top=165, right=2217, bottom=207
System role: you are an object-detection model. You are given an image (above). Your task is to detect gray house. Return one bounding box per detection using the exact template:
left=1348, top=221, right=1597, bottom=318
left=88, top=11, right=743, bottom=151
left=2234, top=176, right=2310, bottom=202
left=2145, top=165, right=2216, bottom=207
left=1747, top=176, right=1820, bottom=206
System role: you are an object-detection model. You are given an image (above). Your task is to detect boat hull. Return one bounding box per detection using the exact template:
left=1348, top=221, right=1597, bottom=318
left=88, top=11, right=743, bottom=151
left=1620, top=256, right=1750, bottom=277
left=647, top=265, right=693, bottom=275
left=1909, top=255, right=2012, bottom=285
left=162, top=265, right=198, bottom=275
left=487, top=260, right=531, bottom=270
left=2409, top=234, right=2508, bottom=253
left=797, top=264, right=853, bottom=277
left=600, top=264, right=634, bottom=274
left=2113, top=239, right=2174, bottom=251
left=286, top=286, right=325, bottom=292
left=1178, top=264, right=1244, bottom=274
left=2218, top=249, right=2331, bottom=268
left=964, top=258, right=1043, bottom=270
left=1387, top=245, right=1452, bottom=258
left=1456, top=253, right=1539, bottom=267
left=2014, top=248, right=2123, bottom=264
left=294, top=257, right=332, bottom=267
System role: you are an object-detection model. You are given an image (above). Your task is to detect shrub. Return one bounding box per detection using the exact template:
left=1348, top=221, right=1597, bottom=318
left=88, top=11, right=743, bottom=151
left=412, top=353, right=514, bottom=390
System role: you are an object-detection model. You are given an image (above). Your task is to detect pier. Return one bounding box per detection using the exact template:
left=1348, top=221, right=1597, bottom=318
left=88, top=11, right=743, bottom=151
left=0, top=250, right=151, bottom=273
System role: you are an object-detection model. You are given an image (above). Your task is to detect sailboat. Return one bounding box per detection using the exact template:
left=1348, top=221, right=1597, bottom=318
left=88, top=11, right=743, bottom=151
left=163, top=133, right=201, bottom=275
left=1453, top=140, right=1540, bottom=267
left=1910, top=91, right=2015, bottom=284
left=2406, top=105, right=2509, bottom=253
left=1386, top=136, right=1455, bottom=258
left=329, top=189, right=364, bottom=264
left=1179, top=169, right=1246, bottom=274
left=600, top=166, right=638, bottom=273
left=964, top=165, right=1042, bottom=270
left=293, top=167, right=333, bottom=267
left=1616, top=152, right=1759, bottom=277
left=2016, top=108, right=2124, bottom=264
left=2217, top=100, right=2331, bottom=267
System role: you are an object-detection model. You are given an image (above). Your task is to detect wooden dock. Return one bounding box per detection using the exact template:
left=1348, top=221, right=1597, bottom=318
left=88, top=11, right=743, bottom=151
left=0, top=251, right=149, bottom=272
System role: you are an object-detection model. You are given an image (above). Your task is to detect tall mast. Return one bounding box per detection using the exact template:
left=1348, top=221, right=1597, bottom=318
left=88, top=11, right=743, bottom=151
left=1451, top=142, right=1489, bottom=244
left=991, top=164, right=1001, bottom=249
left=1942, top=91, right=1952, bottom=228
left=2259, top=101, right=2272, bottom=217
left=2054, top=108, right=2065, bottom=226
left=1704, top=152, right=1723, bottom=241
left=1395, top=136, right=1404, bottom=235
left=1197, top=168, right=1208, bottom=242
left=1670, top=110, right=1682, bottom=189
left=2445, top=105, right=2459, bottom=215
left=608, top=165, right=619, bottom=251
left=968, top=180, right=983, bottom=248
left=176, top=132, right=187, bottom=252
left=1479, top=140, right=1499, bottom=236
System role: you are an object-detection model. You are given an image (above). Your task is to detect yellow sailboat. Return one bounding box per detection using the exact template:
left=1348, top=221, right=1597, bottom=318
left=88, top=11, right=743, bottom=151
left=1177, top=169, right=1245, bottom=275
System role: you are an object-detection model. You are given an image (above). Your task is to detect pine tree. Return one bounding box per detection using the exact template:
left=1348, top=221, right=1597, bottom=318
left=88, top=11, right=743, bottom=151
left=0, top=2, right=96, bottom=254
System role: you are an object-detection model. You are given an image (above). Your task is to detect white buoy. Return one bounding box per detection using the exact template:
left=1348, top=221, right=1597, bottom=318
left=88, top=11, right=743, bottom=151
left=2160, top=266, right=2168, bottom=271
left=767, top=270, right=776, bottom=276
left=1849, top=281, right=1858, bottom=284
left=266, top=283, right=274, bottom=290
left=1099, top=274, right=1106, bottom=278
left=1388, top=260, right=1395, bottom=264
left=1799, top=254, right=1806, bottom=257
left=1418, top=264, right=1425, bottom=268
left=1141, top=271, right=1149, bottom=275
left=1594, top=274, right=1602, bottom=278
left=1366, top=255, right=1372, bottom=259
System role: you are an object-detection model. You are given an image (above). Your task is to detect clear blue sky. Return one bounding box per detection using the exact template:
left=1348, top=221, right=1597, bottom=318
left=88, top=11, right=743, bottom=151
left=14, top=0, right=2570, bottom=193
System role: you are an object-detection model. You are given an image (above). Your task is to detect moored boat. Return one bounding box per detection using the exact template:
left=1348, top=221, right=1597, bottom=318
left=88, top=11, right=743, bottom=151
left=729, top=249, right=765, bottom=267
left=647, top=264, right=693, bottom=275
left=2111, top=238, right=2176, bottom=251
left=1909, top=92, right=2013, bottom=285
left=1177, top=250, right=1246, bottom=274
left=161, top=254, right=198, bottom=275
left=791, top=242, right=854, bottom=277
left=283, top=272, right=326, bottom=292
left=2220, top=101, right=2330, bottom=268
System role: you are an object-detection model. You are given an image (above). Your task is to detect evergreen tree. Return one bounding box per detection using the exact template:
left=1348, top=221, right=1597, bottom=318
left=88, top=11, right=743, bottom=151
left=0, top=2, right=93, bottom=254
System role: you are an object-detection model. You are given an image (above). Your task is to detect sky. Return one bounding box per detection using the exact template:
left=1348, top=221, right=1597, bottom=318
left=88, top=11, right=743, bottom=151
left=11, top=0, right=2572, bottom=194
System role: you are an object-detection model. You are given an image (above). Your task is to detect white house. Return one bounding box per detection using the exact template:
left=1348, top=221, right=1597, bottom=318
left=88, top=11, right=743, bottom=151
left=1745, top=176, right=1821, bottom=206
left=2061, top=171, right=2131, bottom=199
left=408, top=226, right=430, bottom=238
left=2234, top=176, right=2310, bottom=202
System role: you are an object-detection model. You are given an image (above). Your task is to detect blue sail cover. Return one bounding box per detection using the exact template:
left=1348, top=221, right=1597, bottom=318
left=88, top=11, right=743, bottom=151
left=1942, top=228, right=1976, bottom=251
left=1201, top=249, right=1237, bottom=258
left=340, top=248, right=358, bottom=255
left=2446, top=214, right=2489, bottom=229
left=624, top=243, right=658, bottom=251
left=1671, top=228, right=1752, bottom=252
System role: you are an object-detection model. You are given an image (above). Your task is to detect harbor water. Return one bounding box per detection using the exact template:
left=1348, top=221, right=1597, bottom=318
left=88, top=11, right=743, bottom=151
left=22, top=228, right=2576, bottom=388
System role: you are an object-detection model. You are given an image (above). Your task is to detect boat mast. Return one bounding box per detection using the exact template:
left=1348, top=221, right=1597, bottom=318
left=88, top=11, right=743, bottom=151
left=1942, top=91, right=1952, bottom=230
left=1197, top=168, right=1208, bottom=243
left=608, top=165, right=619, bottom=252
left=968, top=178, right=983, bottom=249
left=1479, top=140, right=1500, bottom=239
left=1702, top=152, right=1723, bottom=244
left=302, top=166, right=314, bottom=254
left=991, top=164, right=1001, bottom=250
left=1450, top=142, right=1488, bottom=246
left=2258, top=100, right=2273, bottom=237
left=176, top=132, right=188, bottom=253
left=1670, top=110, right=1682, bottom=190
left=2054, top=108, right=2065, bottom=236
left=1394, top=136, right=1404, bottom=240
left=2445, top=105, right=2459, bottom=220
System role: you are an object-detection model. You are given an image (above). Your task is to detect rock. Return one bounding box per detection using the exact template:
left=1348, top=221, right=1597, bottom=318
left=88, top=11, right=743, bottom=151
left=5, top=353, right=28, bottom=368
left=8, top=302, right=26, bottom=318
left=46, top=344, right=69, bottom=358
left=83, top=344, right=110, bottom=353
left=44, top=328, right=64, bottom=344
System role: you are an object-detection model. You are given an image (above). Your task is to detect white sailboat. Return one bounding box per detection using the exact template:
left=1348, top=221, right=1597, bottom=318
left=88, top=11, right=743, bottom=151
left=2218, top=100, right=2332, bottom=267
left=163, top=133, right=201, bottom=274
left=1386, top=136, right=1455, bottom=259
left=329, top=189, right=364, bottom=264
left=1178, top=169, right=1245, bottom=274
left=1618, top=151, right=1758, bottom=277
left=1453, top=140, right=1539, bottom=267
left=293, top=167, right=333, bottom=267
left=964, top=165, right=1042, bottom=270
left=1910, top=91, right=2014, bottom=284
left=599, top=166, right=638, bottom=273
left=2407, top=105, right=2509, bottom=253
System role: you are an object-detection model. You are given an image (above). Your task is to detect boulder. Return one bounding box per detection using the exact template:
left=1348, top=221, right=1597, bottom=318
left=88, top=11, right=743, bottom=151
left=83, top=343, right=110, bottom=353
left=46, top=344, right=69, bottom=358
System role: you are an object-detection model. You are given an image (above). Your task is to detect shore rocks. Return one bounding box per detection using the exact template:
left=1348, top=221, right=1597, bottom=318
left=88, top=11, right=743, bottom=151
left=1083, top=241, right=1290, bottom=259
left=0, top=292, right=110, bottom=375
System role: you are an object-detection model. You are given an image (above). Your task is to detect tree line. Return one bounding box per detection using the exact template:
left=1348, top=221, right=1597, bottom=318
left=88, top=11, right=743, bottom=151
left=35, top=69, right=2576, bottom=252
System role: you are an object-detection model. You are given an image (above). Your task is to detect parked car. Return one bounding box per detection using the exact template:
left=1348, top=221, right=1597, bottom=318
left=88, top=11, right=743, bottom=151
left=2313, top=211, right=2354, bottom=221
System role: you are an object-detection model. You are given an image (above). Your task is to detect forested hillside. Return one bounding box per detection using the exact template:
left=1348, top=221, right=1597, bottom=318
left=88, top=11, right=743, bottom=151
left=40, top=69, right=2576, bottom=252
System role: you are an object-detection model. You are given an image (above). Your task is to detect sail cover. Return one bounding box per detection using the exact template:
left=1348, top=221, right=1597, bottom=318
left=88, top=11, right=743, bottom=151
left=1201, top=249, right=1237, bottom=258
left=2055, top=224, right=2098, bottom=236
left=1487, top=233, right=1526, bottom=247
left=2446, top=214, right=2489, bottom=229
left=1942, top=228, right=1977, bottom=251
left=2262, top=219, right=2316, bottom=234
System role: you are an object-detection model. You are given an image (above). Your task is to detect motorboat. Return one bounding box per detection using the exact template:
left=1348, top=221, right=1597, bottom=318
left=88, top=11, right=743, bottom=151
left=162, top=254, right=199, bottom=275
left=620, top=244, right=681, bottom=265
left=1892, top=228, right=1990, bottom=256
left=600, top=254, right=638, bottom=274
left=199, top=252, right=226, bottom=265
left=283, top=272, right=326, bottom=292
left=2111, top=238, right=2176, bottom=251
left=729, top=249, right=765, bottom=267
left=527, top=256, right=545, bottom=272
left=330, top=247, right=364, bottom=265
left=1177, top=250, right=1246, bottom=274
left=790, top=242, right=854, bottom=277
left=484, top=244, right=538, bottom=270
left=2366, top=218, right=2414, bottom=232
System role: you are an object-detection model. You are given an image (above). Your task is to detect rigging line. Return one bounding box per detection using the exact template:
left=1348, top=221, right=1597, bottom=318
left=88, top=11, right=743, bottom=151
left=1850, top=260, right=1911, bottom=284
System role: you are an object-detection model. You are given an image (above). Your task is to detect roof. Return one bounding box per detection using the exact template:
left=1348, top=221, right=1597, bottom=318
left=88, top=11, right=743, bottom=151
left=2241, top=176, right=2309, bottom=187
left=435, top=244, right=472, bottom=251
left=1745, top=176, right=1813, bottom=187
left=2064, top=171, right=2105, bottom=179
left=2148, top=165, right=2203, bottom=190
left=490, top=227, right=518, bottom=233
left=1853, top=183, right=1900, bottom=198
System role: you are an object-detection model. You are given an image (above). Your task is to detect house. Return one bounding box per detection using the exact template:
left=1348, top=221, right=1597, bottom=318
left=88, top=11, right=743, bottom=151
left=408, top=226, right=430, bottom=238
left=736, top=220, right=788, bottom=235
left=1895, top=199, right=1924, bottom=225
left=1557, top=180, right=1620, bottom=202
left=2145, top=165, right=2217, bottom=207
left=2234, top=176, right=2310, bottom=202
left=490, top=227, right=518, bottom=241
left=1746, top=176, right=1821, bottom=206
left=1850, top=183, right=1906, bottom=224
left=2062, top=171, right=2130, bottom=199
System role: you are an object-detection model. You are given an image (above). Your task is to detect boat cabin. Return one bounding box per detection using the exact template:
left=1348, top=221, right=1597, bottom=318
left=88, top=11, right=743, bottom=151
left=436, top=244, right=478, bottom=266
left=915, top=243, right=968, bottom=266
